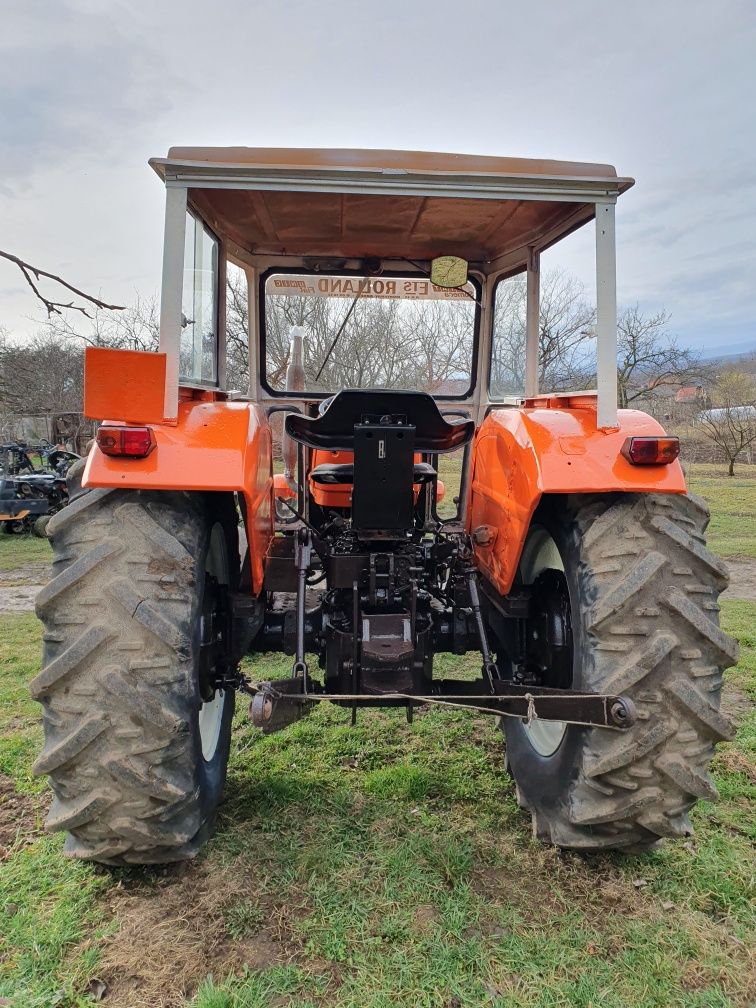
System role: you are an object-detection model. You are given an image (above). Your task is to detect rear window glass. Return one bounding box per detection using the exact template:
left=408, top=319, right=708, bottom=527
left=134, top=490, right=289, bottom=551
left=263, top=272, right=478, bottom=396
left=180, top=212, right=218, bottom=384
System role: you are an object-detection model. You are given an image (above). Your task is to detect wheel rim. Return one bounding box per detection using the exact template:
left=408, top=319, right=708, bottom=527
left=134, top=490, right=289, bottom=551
left=198, top=524, right=229, bottom=762
left=518, top=528, right=572, bottom=757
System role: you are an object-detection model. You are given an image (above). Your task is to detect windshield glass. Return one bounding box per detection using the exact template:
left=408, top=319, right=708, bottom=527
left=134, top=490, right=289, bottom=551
left=262, top=272, right=478, bottom=395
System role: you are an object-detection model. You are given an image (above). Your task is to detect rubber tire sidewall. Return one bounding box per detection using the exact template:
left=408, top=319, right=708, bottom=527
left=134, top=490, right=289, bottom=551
left=192, top=502, right=239, bottom=838
left=503, top=501, right=589, bottom=817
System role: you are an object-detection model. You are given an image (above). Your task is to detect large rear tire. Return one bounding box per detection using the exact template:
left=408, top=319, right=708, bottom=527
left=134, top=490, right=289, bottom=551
left=497, top=492, right=738, bottom=852
left=32, top=484, right=239, bottom=865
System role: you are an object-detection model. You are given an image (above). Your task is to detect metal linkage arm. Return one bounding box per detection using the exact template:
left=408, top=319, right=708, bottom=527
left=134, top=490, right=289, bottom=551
left=245, top=677, right=636, bottom=733
left=292, top=528, right=312, bottom=681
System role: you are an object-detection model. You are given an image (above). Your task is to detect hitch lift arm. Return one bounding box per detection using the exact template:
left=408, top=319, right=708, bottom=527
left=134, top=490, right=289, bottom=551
left=246, top=676, right=636, bottom=733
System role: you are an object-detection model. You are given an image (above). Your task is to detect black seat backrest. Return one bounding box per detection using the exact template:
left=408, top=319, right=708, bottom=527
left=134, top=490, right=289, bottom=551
left=285, top=389, right=474, bottom=454
left=352, top=421, right=416, bottom=532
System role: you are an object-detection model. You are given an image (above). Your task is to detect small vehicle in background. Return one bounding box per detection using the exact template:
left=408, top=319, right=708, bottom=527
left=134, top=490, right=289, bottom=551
left=0, top=443, right=80, bottom=535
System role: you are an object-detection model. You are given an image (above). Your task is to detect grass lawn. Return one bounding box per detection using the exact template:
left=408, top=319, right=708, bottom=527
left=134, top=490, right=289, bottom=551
left=686, top=464, right=756, bottom=560
left=0, top=464, right=754, bottom=1007
left=0, top=534, right=51, bottom=573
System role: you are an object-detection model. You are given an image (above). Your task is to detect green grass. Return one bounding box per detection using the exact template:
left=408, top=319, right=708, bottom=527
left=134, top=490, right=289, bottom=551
left=0, top=534, right=51, bottom=572
left=0, top=838, right=112, bottom=1008
left=687, top=463, right=756, bottom=559
left=436, top=452, right=463, bottom=518
left=0, top=613, right=113, bottom=1008
left=0, top=613, right=46, bottom=793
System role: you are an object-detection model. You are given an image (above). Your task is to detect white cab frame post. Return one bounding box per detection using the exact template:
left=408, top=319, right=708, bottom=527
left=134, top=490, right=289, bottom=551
left=245, top=266, right=260, bottom=400
left=159, top=185, right=188, bottom=422
left=470, top=271, right=492, bottom=425
left=595, top=202, right=619, bottom=429
left=191, top=216, right=204, bottom=380
left=525, top=246, right=540, bottom=398
left=217, top=240, right=227, bottom=390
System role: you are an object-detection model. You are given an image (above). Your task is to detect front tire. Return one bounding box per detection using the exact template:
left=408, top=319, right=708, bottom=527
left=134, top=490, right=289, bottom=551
left=497, top=492, right=738, bottom=852
left=3, top=516, right=33, bottom=534
left=32, top=486, right=239, bottom=865
left=33, top=514, right=51, bottom=538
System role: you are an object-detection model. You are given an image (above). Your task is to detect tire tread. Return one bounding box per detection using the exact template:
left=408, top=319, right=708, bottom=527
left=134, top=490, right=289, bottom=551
left=515, top=491, right=738, bottom=851
left=34, top=485, right=214, bottom=865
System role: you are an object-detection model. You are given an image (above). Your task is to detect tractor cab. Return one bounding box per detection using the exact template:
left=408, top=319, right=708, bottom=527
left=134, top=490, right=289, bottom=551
left=146, top=146, right=633, bottom=429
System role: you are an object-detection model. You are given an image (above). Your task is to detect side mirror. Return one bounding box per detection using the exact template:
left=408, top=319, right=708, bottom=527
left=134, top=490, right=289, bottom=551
left=430, top=256, right=468, bottom=288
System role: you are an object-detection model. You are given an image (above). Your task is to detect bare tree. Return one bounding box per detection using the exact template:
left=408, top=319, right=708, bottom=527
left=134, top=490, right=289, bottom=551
left=0, top=331, right=85, bottom=419
left=226, top=266, right=250, bottom=391
left=491, top=270, right=595, bottom=397
left=491, top=283, right=706, bottom=410
left=0, top=249, right=124, bottom=318
left=697, top=369, right=756, bottom=476
left=30, top=273, right=250, bottom=394
left=262, top=284, right=476, bottom=393
left=617, top=306, right=702, bottom=408
left=0, top=301, right=158, bottom=439
left=539, top=271, right=596, bottom=390
left=406, top=299, right=475, bottom=392
left=3, top=261, right=712, bottom=447
left=1, top=276, right=251, bottom=436
left=44, top=296, right=159, bottom=351
left=490, top=277, right=527, bottom=395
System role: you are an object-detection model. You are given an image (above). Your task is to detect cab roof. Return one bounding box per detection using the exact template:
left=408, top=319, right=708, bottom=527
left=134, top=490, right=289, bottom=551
left=150, top=147, right=633, bottom=269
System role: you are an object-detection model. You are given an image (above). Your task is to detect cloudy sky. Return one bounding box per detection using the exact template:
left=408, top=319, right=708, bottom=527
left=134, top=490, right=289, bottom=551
left=1, top=0, right=754, bottom=354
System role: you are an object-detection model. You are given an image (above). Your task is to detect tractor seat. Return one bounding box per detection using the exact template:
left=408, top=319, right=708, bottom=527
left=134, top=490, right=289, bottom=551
left=285, top=388, right=474, bottom=453
left=310, top=461, right=437, bottom=485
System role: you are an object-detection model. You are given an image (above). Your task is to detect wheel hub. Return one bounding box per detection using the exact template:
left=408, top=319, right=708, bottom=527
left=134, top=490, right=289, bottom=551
left=525, top=569, right=573, bottom=689
left=198, top=573, right=232, bottom=703
left=517, top=528, right=574, bottom=758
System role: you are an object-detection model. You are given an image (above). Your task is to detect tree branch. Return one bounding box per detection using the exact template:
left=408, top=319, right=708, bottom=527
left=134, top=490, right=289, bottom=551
left=0, top=249, right=125, bottom=318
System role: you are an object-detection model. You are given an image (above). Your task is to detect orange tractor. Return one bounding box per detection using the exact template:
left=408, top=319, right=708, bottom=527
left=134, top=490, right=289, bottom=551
left=33, top=148, right=737, bottom=864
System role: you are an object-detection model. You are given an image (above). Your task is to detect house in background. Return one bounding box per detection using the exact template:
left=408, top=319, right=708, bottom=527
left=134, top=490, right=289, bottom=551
left=633, top=380, right=711, bottom=423
left=675, top=385, right=708, bottom=406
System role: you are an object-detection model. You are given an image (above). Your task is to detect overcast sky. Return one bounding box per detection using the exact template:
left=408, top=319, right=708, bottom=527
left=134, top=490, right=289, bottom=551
left=1, top=0, right=754, bottom=354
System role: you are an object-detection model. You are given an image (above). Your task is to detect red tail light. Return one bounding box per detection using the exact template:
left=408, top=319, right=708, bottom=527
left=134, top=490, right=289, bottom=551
left=96, top=426, right=156, bottom=458
left=621, top=436, right=680, bottom=465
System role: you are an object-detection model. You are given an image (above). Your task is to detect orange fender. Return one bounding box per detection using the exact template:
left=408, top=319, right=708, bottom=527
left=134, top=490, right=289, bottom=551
left=468, top=404, right=686, bottom=596
left=84, top=399, right=274, bottom=594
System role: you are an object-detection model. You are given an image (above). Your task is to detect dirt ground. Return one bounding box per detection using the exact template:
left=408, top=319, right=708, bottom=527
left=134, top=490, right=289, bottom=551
left=0, top=582, right=46, bottom=613
left=3, top=555, right=756, bottom=613
left=723, top=558, right=756, bottom=601
left=0, top=563, right=50, bottom=613
left=89, top=861, right=299, bottom=1008
left=0, top=773, right=43, bottom=860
